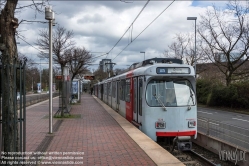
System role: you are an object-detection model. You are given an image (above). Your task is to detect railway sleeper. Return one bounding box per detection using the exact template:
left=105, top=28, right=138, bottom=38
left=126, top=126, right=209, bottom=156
left=182, top=161, right=198, bottom=164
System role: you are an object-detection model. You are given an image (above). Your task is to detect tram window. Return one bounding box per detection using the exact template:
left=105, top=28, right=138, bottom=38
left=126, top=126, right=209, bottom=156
left=112, top=82, right=116, bottom=98
left=125, top=79, right=130, bottom=102
left=120, top=81, right=122, bottom=100
left=108, top=82, right=112, bottom=96
left=106, top=83, right=108, bottom=95
left=152, top=84, right=156, bottom=96
left=120, top=79, right=126, bottom=100
left=146, top=79, right=195, bottom=107
left=107, top=83, right=109, bottom=96
left=122, top=80, right=126, bottom=100
left=150, top=84, right=157, bottom=106
left=104, top=84, right=106, bottom=95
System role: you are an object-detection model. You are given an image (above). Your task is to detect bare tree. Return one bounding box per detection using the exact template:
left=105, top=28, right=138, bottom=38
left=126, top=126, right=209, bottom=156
left=114, top=68, right=126, bottom=75
left=26, top=66, right=40, bottom=91
left=164, top=33, right=206, bottom=66
left=165, top=33, right=190, bottom=60
left=198, top=0, right=249, bottom=86
left=0, top=1, right=21, bottom=159
left=67, top=47, right=93, bottom=81
left=36, top=25, right=75, bottom=74
left=93, top=68, right=108, bottom=82
left=0, top=0, right=48, bottom=159
left=185, top=37, right=207, bottom=66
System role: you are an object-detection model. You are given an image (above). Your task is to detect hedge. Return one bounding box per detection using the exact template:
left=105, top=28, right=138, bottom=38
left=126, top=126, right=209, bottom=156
left=196, top=79, right=249, bottom=109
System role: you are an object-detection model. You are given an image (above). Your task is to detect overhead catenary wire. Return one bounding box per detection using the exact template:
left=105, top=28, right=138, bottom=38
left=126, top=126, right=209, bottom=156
left=112, top=0, right=176, bottom=61
left=105, top=0, right=150, bottom=59
left=91, top=53, right=108, bottom=60
left=18, top=35, right=105, bottom=60
left=17, top=36, right=44, bottom=54
left=18, top=35, right=107, bottom=65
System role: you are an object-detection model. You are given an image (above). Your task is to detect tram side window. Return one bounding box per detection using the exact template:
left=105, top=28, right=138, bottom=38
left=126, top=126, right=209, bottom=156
left=120, top=79, right=126, bottom=100
left=105, top=83, right=107, bottom=95
left=104, top=83, right=107, bottom=95
left=150, top=84, right=157, bottom=106
left=106, top=83, right=108, bottom=96
left=112, top=81, right=116, bottom=98
left=125, top=79, right=130, bottom=102
left=108, top=82, right=111, bottom=96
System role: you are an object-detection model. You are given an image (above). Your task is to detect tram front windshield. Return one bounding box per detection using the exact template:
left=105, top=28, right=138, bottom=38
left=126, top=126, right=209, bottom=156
left=146, top=79, right=195, bottom=107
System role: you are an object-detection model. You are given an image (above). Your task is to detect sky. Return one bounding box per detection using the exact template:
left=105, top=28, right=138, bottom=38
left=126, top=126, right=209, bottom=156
left=14, top=0, right=229, bottom=72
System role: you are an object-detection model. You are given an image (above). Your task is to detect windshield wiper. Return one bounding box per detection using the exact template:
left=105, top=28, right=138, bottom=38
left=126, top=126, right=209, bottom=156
left=187, top=88, right=194, bottom=110
left=153, top=93, right=167, bottom=111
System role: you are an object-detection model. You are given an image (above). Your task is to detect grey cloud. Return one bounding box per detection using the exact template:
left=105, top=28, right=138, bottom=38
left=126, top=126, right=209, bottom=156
left=77, top=14, right=104, bottom=24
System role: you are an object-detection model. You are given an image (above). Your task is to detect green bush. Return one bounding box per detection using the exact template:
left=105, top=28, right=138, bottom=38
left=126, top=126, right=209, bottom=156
left=232, top=82, right=249, bottom=108
left=206, top=85, right=238, bottom=107
left=196, top=79, right=213, bottom=104
left=199, top=80, right=249, bottom=109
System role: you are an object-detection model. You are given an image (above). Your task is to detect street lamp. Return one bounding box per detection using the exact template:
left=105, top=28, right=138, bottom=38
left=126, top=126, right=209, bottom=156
left=45, top=6, right=54, bottom=134
left=140, top=51, right=145, bottom=61
left=187, top=17, right=197, bottom=77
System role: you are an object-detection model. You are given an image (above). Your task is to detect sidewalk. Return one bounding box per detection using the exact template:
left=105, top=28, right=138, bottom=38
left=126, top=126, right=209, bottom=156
left=26, top=93, right=156, bottom=166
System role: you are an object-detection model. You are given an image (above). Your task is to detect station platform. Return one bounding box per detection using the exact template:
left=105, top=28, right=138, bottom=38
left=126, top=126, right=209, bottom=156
left=26, top=93, right=184, bottom=166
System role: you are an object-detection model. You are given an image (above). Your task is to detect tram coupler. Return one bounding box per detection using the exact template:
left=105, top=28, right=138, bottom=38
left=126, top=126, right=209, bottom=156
left=176, top=136, right=192, bottom=151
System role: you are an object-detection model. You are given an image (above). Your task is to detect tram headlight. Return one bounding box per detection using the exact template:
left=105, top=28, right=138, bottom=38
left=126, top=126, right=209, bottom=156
left=188, top=121, right=196, bottom=128
left=155, top=121, right=166, bottom=129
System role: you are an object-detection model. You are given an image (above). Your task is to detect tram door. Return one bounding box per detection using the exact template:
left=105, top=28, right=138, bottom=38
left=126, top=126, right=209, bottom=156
left=133, top=77, right=143, bottom=126
left=110, top=82, right=112, bottom=108
left=138, top=78, right=143, bottom=124
left=107, top=82, right=109, bottom=105
left=116, top=81, right=120, bottom=111
left=133, top=77, right=138, bottom=122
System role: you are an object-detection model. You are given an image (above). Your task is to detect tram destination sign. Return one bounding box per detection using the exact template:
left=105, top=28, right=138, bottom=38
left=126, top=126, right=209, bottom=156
left=84, top=75, right=95, bottom=80
left=156, top=67, right=190, bottom=74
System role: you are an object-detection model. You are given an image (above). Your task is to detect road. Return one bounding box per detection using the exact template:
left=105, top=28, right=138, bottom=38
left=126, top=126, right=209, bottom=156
left=198, top=107, right=249, bottom=129
left=197, top=106, right=249, bottom=150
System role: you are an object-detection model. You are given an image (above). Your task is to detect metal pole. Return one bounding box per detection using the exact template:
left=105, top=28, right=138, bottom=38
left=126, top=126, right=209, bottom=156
left=140, top=51, right=145, bottom=61
left=194, top=19, right=197, bottom=77
left=187, top=17, right=197, bottom=76
left=49, top=19, right=53, bottom=134
left=40, top=59, right=41, bottom=92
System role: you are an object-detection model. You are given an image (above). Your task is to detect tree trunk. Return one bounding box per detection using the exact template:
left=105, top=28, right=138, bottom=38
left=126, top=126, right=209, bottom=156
left=0, top=0, right=19, bottom=160
left=60, top=64, right=64, bottom=117
left=225, top=73, right=232, bottom=86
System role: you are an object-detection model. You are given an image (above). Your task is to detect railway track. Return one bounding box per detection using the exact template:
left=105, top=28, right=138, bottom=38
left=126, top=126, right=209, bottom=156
left=158, top=142, right=234, bottom=166
left=171, top=148, right=216, bottom=166
left=187, top=150, right=217, bottom=165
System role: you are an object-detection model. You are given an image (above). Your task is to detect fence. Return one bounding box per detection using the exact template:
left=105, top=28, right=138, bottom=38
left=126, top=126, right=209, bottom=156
left=23, top=92, right=59, bottom=108
left=198, top=116, right=249, bottom=150
left=0, top=59, right=27, bottom=164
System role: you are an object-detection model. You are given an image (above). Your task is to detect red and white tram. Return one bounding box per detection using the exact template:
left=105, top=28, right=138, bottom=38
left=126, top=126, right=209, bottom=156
left=94, top=58, right=197, bottom=150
